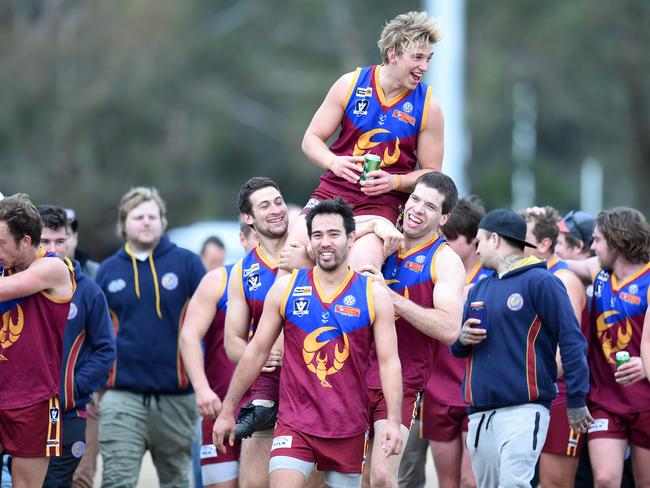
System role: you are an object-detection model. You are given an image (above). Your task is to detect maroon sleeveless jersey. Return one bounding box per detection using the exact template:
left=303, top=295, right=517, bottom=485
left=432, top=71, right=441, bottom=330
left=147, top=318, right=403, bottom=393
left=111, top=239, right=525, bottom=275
left=316, top=65, right=432, bottom=214
left=279, top=268, right=375, bottom=437
left=0, top=255, right=73, bottom=409
left=367, top=234, right=447, bottom=391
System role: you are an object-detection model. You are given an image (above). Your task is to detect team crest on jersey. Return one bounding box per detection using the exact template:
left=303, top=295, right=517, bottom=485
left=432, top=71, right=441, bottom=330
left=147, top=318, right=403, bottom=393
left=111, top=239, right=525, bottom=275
left=161, top=272, right=179, bottom=291
left=594, top=279, right=604, bottom=298
left=356, top=86, right=372, bottom=97
left=378, top=114, right=387, bottom=126
left=402, top=102, right=414, bottom=113
left=628, top=284, right=639, bottom=295
left=292, top=298, right=310, bottom=317
left=293, top=286, right=312, bottom=297
left=353, top=99, right=369, bottom=116
left=247, top=273, right=262, bottom=292
left=107, top=279, right=126, bottom=293
left=49, top=406, right=60, bottom=423
left=321, top=312, right=329, bottom=323
left=507, top=293, right=524, bottom=311
left=243, top=263, right=260, bottom=277
left=343, top=294, right=356, bottom=306
left=405, top=261, right=424, bottom=273
left=415, top=255, right=426, bottom=264
left=303, top=327, right=349, bottom=388
left=68, top=303, right=78, bottom=320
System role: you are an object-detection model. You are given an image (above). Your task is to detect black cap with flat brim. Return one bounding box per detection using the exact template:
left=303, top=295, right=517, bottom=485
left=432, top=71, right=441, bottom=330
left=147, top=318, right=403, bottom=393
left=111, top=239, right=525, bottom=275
left=479, top=208, right=537, bottom=248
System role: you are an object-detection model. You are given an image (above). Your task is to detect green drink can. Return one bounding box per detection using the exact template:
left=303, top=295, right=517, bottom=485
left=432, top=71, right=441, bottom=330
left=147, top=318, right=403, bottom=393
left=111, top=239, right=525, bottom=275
left=615, top=351, right=630, bottom=368
left=361, top=154, right=382, bottom=182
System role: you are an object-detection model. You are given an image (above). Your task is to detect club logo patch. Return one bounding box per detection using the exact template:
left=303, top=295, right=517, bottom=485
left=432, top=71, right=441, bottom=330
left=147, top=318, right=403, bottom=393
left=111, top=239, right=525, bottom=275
left=507, top=293, right=524, bottom=311
left=353, top=99, right=369, bottom=116
left=392, top=110, right=415, bottom=126
left=68, top=303, right=78, bottom=320
left=628, top=284, right=639, bottom=295
left=343, top=294, right=356, bottom=306
left=405, top=261, right=423, bottom=273
left=335, top=305, right=360, bottom=317
left=402, top=102, right=414, bottom=113
left=161, top=272, right=179, bottom=291
left=49, top=407, right=60, bottom=423
left=247, top=273, right=261, bottom=292
left=415, top=254, right=426, bottom=264
left=292, top=298, right=310, bottom=317
left=71, top=441, right=85, bottom=458
left=107, top=279, right=126, bottom=293
left=321, top=312, right=329, bottom=323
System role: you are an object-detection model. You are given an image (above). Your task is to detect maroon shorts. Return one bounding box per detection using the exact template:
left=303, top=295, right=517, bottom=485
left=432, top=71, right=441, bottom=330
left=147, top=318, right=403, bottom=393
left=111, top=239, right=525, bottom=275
left=367, top=388, right=420, bottom=436
left=303, top=187, right=401, bottom=223
left=0, top=396, right=61, bottom=457
left=542, top=400, right=586, bottom=457
left=200, top=417, right=240, bottom=465
left=421, top=395, right=468, bottom=442
left=587, top=403, right=650, bottom=449
left=270, top=421, right=366, bottom=474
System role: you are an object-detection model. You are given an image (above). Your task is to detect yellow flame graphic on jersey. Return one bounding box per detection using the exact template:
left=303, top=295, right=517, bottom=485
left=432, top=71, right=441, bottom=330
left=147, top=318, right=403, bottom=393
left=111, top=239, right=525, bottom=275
left=596, top=310, right=633, bottom=364
left=353, top=129, right=400, bottom=167
left=302, top=326, right=350, bottom=388
left=0, top=305, right=25, bottom=361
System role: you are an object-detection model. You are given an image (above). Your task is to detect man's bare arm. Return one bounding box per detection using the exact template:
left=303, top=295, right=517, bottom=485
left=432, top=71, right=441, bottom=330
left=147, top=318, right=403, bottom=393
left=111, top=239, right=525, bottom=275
left=381, top=246, right=464, bottom=345
left=565, top=256, right=599, bottom=285
left=302, top=72, right=364, bottom=182
left=223, top=261, right=252, bottom=364
left=180, top=268, right=225, bottom=418
left=0, top=257, right=72, bottom=301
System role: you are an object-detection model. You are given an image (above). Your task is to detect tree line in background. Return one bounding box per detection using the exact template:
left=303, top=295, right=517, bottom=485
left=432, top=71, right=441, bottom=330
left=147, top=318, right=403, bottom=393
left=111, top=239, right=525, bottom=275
left=0, top=0, right=647, bottom=258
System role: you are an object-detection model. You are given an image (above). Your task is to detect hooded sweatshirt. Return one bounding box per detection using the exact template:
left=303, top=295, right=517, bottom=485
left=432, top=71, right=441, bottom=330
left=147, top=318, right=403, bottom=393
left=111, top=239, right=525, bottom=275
left=60, top=259, right=115, bottom=418
left=451, top=257, right=589, bottom=412
left=96, top=235, right=205, bottom=394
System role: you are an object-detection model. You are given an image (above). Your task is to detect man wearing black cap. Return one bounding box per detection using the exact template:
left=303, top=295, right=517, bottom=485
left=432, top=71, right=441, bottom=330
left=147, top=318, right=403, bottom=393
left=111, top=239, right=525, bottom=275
left=451, top=208, right=592, bottom=488
left=555, top=210, right=595, bottom=261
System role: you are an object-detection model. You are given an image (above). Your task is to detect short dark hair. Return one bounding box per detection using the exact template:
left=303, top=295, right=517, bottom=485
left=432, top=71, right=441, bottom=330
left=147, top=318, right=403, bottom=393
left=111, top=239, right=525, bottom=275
left=0, top=193, right=42, bottom=246
left=237, top=177, right=281, bottom=216
left=200, top=235, right=225, bottom=255
left=520, top=206, right=561, bottom=253
left=240, top=219, right=255, bottom=239
left=597, top=207, right=650, bottom=264
left=305, top=198, right=355, bottom=238
left=414, top=171, right=458, bottom=214
left=442, top=195, right=486, bottom=242
left=501, top=234, right=525, bottom=251
left=38, top=205, right=68, bottom=232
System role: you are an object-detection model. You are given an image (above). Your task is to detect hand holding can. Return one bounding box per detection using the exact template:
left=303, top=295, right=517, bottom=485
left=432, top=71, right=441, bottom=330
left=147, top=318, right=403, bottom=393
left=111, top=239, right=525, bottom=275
left=468, top=301, right=488, bottom=331
left=360, top=154, right=382, bottom=182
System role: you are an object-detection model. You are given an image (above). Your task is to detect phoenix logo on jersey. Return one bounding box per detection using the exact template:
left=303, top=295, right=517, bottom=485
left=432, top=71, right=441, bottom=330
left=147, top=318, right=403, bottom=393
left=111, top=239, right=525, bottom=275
left=302, top=326, right=349, bottom=388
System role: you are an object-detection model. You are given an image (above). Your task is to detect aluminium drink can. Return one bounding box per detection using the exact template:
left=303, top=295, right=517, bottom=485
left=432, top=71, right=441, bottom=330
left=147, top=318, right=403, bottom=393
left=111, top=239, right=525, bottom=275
left=615, top=351, right=630, bottom=368
left=361, top=154, right=382, bottom=182
left=468, top=301, right=488, bottom=330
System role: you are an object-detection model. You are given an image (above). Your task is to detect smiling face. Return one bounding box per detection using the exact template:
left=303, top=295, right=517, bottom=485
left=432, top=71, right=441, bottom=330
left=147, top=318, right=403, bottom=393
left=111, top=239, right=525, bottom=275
left=309, top=213, right=353, bottom=272
left=243, top=186, right=288, bottom=240
left=402, top=183, right=448, bottom=241
left=388, top=43, right=433, bottom=90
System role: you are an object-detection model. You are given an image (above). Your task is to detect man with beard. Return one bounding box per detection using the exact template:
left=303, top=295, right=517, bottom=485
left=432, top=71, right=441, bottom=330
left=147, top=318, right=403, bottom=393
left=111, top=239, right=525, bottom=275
left=453, top=208, right=591, bottom=487
left=568, top=207, right=650, bottom=487
left=214, top=199, right=403, bottom=488
left=358, top=171, right=465, bottom=488
left=224, top=177, right=290, bottom=488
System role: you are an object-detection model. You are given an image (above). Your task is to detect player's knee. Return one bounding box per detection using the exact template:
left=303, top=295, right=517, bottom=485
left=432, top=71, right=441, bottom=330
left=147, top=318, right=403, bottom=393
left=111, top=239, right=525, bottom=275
left=370, top=464, right=396, bottom=488
left=593, top=469, right=621, bottom=488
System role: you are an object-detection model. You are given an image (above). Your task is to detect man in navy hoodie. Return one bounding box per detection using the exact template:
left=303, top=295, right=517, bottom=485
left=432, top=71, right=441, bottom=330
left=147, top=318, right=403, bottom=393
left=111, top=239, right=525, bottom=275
left=36, top=205, right=115, bottom=488
left=451, top=208, right=592, bottom=488
left=96, top=187, right=205, bottom=488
